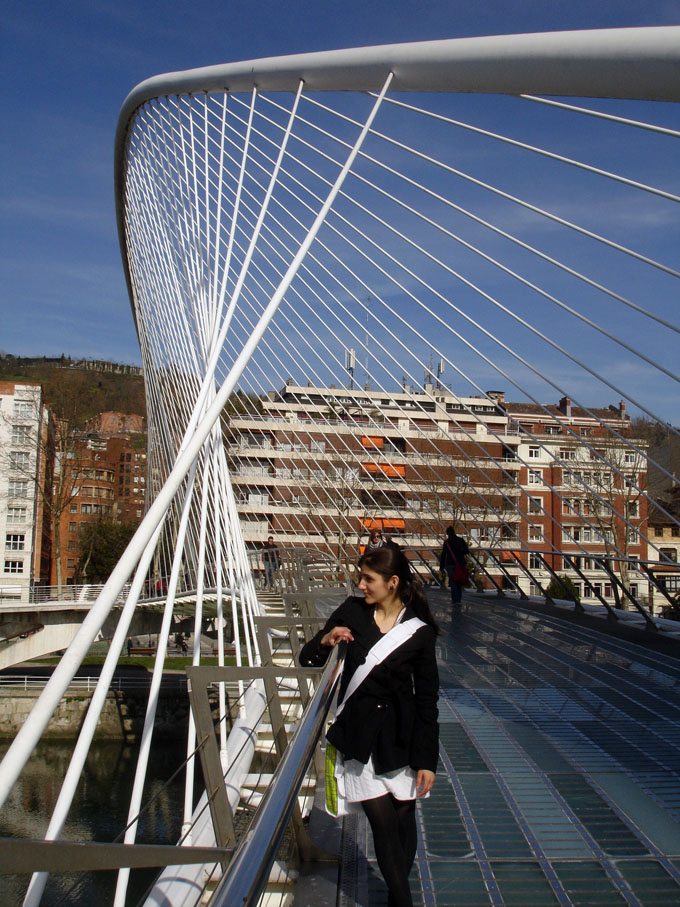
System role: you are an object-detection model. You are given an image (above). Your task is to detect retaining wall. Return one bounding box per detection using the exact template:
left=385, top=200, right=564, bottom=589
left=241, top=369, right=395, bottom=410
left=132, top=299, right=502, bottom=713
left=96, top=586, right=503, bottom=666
left=0, top=689, right=190, bottom=741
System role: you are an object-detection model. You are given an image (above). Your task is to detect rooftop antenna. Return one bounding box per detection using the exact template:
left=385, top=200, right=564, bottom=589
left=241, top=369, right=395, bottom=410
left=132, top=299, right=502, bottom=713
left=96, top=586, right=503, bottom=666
left=364, top=298, right=370, bottom=390
left=436, top=357, right=445, bottom=390
left=345, top=348, right=356, bottom=390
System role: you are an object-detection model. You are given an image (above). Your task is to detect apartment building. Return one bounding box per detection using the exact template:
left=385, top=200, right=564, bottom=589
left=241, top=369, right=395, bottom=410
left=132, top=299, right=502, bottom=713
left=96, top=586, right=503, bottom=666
left=227, top=384, right=649, bottom=607
left=503, top=395, right=648, bottom=607
left=54, top=441, right=116, bottom=585
left=53, top=417, right=147, bottom=584
left=227, top=382, right=521, bottom=563
left=647, top=490, right=680, bottom=615
left=86, top=413, right=147, bottom=523
left=0, top=382, right=51, bottom=602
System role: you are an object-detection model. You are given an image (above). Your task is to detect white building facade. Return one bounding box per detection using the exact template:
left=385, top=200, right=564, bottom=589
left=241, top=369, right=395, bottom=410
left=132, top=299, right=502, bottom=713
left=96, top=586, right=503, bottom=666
left=0, top=382, right=49, bottom=603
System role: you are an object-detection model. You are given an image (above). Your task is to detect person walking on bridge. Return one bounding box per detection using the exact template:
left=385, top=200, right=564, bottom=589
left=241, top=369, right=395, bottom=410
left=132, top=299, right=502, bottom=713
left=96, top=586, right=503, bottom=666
left=440, top=525, right=470, bottom=612
left=262, top=536, right=280, bottom=589
left=299, top=545, right=439, bottom=907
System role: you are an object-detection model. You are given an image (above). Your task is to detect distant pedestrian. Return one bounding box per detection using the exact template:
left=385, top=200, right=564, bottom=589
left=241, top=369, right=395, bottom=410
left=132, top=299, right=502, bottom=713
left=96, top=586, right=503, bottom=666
left=366, top=529, right=385, bottom=552
left=262, top=536, right=281, bottom=589
left=439, top=526, right=470, bottom=611
left=127, top=637, right=132, bottom=657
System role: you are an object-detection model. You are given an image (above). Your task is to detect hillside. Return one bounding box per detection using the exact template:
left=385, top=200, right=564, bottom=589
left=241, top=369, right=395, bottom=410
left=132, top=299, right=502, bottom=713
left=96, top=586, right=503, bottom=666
left=0, top=355, right=146, bottom=423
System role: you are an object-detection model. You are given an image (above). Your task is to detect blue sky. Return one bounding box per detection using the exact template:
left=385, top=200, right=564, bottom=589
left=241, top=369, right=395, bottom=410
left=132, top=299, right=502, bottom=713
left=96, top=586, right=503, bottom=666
left=1, top=0, right=679, bottom=396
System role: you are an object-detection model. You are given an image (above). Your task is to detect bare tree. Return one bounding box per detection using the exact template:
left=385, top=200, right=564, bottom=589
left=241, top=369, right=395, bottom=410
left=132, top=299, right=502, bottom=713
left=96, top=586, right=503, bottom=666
left=1, top=386, right=90, bottom=596
left=564, top=439, right=647, bottom=601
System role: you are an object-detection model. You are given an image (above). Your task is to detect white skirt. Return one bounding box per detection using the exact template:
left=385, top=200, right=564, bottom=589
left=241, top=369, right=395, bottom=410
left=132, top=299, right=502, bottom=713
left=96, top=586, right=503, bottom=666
left=341, top=754, right=423, bottom=803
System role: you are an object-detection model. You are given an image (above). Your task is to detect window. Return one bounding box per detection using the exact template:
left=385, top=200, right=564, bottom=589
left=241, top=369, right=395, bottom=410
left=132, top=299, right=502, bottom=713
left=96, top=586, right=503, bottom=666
left=7, top=507, right=27, bottom=524
left=70, top=502, right=78, bottom=513
left=528, top=446, right=540, bottom=459
left=560, top=448, right=576, bottom=460
left=81, top=504, right=92, bottom=514
left=11, top=425, right=32, bottom=445
left=14, top=401, right=33, bottom=418
left=590, top=448, right=605, bottom=461
left=545, top=425, right=562, bottom=435
left=627, top=528, right=639, bottom=544
left=529, top=525, right=543, bottom=541
left=528, top=469, right=542, bottom=486
left=624, top=451, right=636, bottom=464
left=5, top=533, right=25, bottom=551
left=654, top=526, right=663, bottom=536
left=529, top=552, right=542, bottom=570
left=660, top=548, right=678, bottom=564
left=68, top=540, right=78, bottom=551
left=528, top=497, right=542, bottom=514
left=8, top=480, right=28, bottom=498
left=69, top=522, right=77, bottom=533
left=3, top=560, right=24, bottom=574
left=625, top=473, right=636, bottom=488
left=10, top=451, right=30, bottom=470
left=629, top=583, right=639, bottom=598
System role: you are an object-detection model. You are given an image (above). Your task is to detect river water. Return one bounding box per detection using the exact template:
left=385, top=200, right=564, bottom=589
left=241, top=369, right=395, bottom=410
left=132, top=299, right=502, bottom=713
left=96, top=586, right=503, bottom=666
left=0, top=737, right=189, bottom=907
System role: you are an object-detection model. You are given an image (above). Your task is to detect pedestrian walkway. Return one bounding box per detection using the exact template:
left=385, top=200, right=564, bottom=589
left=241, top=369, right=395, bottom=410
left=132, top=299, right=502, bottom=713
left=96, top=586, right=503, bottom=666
left=300, top=590, right=680, bottom=906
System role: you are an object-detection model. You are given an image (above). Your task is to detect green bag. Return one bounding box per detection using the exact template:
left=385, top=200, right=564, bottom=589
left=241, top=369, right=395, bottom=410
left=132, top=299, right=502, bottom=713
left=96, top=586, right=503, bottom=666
left=325, top=735, right=351, bottom=816
left=325, top=740, right=341, bottom=816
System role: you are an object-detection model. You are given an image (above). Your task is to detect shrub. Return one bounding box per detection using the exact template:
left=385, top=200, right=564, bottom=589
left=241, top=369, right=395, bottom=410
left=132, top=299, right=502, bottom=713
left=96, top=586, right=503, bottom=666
left=545, top=574, right=580, bottom=603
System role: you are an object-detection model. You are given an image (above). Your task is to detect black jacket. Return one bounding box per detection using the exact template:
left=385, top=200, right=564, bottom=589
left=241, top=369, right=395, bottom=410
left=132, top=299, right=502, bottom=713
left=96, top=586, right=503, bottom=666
left=440, top=534, right=469, bottom=570
left=299, top=596, right=439, bottom=774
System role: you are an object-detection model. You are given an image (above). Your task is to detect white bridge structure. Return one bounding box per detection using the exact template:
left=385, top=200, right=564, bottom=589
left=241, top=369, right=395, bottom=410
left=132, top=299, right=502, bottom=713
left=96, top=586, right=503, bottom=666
left=1, top=26, right=679, bottom=906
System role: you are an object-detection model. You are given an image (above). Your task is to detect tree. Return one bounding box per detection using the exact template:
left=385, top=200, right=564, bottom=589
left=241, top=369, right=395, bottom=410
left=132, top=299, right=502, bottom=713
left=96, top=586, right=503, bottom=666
left=77, top=518, right=137, bottom=582
left=545, top=574, right=581, bottom=604
left=564, top=438, right=647, bottom=602
left=0, top=383, right=92, bottom=595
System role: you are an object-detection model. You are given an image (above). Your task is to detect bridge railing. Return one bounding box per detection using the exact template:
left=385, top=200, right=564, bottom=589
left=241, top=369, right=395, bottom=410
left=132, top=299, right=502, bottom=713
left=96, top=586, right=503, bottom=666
left=398, top=543, right=680, bottom=630
left=0, top=674, right=188, bottom=693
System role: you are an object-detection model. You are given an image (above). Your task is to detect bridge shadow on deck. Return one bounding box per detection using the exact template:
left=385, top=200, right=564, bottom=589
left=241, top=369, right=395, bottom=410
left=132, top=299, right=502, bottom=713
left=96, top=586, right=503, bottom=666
left=298, top=589, right=680, bottom=907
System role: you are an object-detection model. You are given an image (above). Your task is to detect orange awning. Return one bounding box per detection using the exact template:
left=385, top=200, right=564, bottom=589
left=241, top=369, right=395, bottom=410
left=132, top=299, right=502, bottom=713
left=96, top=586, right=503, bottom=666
left=361, top=435, right=384, bottom=449
left=361, top=462, right=405, bottom=478
left=362, top=517, right=406, bottom=531
left=499, top=550, right=520, bottom=563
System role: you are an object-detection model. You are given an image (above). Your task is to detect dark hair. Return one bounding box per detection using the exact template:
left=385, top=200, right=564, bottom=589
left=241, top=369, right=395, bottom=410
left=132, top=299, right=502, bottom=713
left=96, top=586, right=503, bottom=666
left=358, top=546, right=439, bottom=635
left=446, top=526, right=457, bottom=538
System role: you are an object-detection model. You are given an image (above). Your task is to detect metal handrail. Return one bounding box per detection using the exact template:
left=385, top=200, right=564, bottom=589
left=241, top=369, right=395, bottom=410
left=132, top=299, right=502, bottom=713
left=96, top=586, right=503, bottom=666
left=208, top=642, right=345, bottom=907
left=0, top=674, right=188, bottom=693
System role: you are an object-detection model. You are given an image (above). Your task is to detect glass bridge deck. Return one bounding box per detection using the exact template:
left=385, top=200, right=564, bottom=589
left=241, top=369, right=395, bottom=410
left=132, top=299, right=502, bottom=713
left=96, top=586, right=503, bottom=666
left=304, top=591, right=680, bottom=907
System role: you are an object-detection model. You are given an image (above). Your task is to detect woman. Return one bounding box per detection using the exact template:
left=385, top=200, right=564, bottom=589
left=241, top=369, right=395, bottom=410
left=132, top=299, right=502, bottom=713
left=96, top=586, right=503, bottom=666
left=366, top=528, right=385, bottom=552
left=299, top=546, right=439, bottom=907
left=440, top=525, right=470, bottom=610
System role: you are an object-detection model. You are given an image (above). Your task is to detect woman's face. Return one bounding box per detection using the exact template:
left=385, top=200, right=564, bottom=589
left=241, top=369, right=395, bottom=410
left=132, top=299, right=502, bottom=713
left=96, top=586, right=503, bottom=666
left=358, top=566, right=398, bottom=606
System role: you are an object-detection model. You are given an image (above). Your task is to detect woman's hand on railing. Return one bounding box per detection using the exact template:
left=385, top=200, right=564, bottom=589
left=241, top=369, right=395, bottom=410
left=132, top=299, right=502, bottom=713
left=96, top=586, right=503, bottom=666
left=321, top=626, right=354, bottom=647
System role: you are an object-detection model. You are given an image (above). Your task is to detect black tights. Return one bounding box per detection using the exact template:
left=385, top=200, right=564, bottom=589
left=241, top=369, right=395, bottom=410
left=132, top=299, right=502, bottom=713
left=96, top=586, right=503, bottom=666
left=361, top=794, right=417, bottom=907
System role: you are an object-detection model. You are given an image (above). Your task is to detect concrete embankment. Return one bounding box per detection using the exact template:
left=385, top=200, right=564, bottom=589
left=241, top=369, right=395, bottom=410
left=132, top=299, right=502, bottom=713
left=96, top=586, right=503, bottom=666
left=0, top=667, right=191, bottom=741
